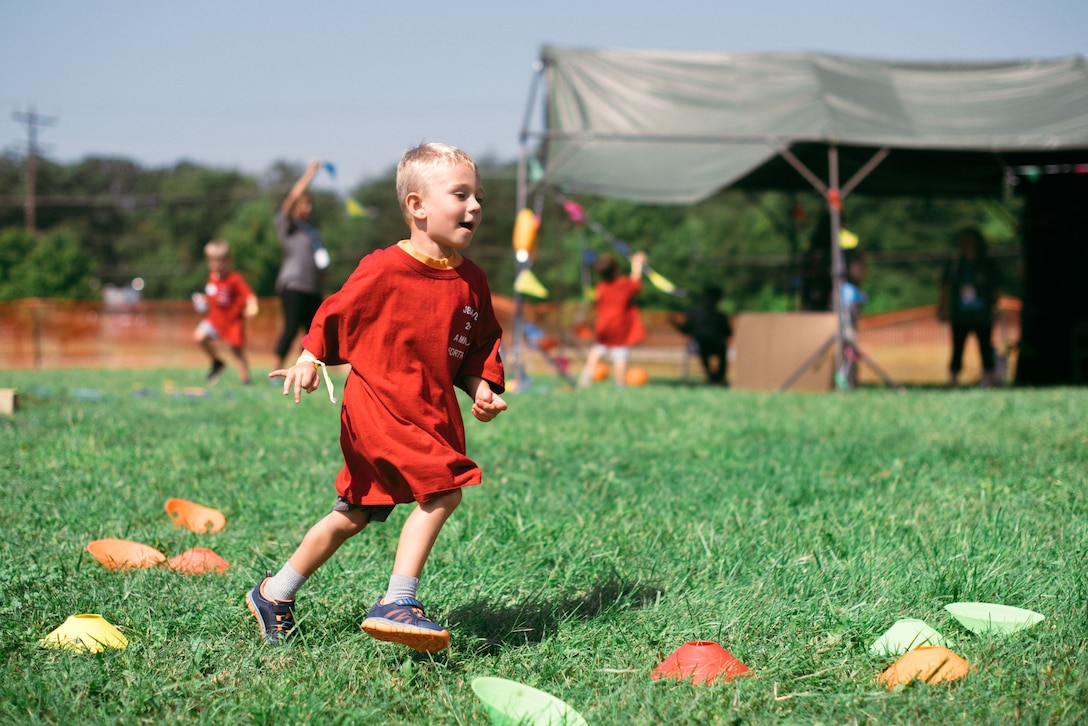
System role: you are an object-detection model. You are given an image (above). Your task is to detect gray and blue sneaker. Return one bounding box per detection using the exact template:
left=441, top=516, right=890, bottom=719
left=361, top=597, right=449, bottom=652
left=246, top=571, right=297, bottom=645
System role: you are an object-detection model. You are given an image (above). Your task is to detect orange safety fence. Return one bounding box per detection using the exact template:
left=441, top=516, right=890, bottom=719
left=1, top=296, right=1019, bottom=386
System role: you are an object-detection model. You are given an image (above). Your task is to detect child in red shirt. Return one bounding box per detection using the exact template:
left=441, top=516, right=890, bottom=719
left=577, top=250, right=647, bottom=388
left=192, top=239, right=258, bottom=384
left=246, top=143, right=506, bottom=652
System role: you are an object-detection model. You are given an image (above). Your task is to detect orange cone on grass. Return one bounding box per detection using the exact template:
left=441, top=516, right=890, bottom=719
left=165, top=497, right=225, bottom=534
left=651, top=641, right=750, bottom=685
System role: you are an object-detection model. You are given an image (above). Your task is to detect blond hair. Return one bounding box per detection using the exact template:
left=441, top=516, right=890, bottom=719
left=396, top=142, right=477, bottom=218
left=204, top=238, right=230, bottom=259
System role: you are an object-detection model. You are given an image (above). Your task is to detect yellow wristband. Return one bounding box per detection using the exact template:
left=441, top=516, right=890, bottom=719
left=312, top=360, right=337, bottom=404
left=297, top=352, right=337, bottom=404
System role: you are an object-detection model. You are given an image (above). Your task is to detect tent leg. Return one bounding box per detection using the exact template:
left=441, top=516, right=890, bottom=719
left=774, top=144, right=896, bottom=392
left=851, top=342, right=905, bottom=392
left=778, top=335, right=836, bottom=392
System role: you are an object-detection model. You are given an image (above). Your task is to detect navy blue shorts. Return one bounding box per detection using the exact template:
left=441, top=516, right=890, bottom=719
left=333, top=496, right=394, bottom=523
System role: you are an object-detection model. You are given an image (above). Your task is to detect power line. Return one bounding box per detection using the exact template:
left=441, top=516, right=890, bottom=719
left=0, top=188, right=283, bottom=209
left=11, top=106, right=58, bottom=231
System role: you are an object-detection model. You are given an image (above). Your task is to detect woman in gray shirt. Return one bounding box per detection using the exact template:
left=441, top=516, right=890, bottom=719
left=274, top=160, right=329, bottom=368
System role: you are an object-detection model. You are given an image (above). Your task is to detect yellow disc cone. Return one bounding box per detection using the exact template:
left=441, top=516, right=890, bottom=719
left=40, top=614, right=128, bottom=653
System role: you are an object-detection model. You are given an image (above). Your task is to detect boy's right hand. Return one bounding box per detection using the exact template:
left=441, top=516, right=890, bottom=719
left=268, top=363, right=320, bottom=403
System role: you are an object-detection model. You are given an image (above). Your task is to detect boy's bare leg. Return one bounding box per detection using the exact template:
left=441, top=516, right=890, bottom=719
left=195, top=330, right=227, bottom=383
left=578, top=348, right=602, bottom=388
left=613, top=357, right=628, bottom=388
left=196, top=334, right=218, bottom=360
left=390, top=488, right=462, bottom=579
left=230, top=345, right=252, bottom=384
left=286, top=508, right=370, bottom=578
left=247, top=508, right=368, bottom=645
left=361, top=489, right=461, bottom=652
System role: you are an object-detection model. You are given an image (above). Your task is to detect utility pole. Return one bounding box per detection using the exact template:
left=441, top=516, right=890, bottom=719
left=12, top=106, right=58, bottom=232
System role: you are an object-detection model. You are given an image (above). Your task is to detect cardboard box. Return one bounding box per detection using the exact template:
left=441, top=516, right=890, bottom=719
left=731, top=313, right=837, bottom=392
left=0, top=388, right=16, bottom=415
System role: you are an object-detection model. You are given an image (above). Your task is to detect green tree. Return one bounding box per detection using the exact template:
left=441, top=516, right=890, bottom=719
left=215, top=199, right=280, bottom=297
left=0, top=227, right=95, bottom=300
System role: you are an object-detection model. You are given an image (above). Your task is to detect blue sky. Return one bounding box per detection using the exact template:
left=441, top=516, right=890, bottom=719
left=2, top=0, right=1085, bottom=193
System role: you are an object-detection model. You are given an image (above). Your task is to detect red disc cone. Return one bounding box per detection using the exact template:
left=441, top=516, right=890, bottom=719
left=651, top=641, right=750, bottom=685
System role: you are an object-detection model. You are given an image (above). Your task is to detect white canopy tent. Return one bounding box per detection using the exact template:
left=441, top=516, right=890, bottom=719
left=515, top=47, right=1088, bottom=388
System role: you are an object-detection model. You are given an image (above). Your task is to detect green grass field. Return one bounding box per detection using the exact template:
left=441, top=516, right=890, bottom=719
left=2, top=369, right=1086, bottom=724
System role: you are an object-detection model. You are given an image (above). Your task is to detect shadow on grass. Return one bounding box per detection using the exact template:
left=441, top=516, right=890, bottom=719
left=446, top=578, right=664, bottom=655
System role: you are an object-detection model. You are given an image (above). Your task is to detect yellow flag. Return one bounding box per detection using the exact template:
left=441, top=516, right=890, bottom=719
left=646, top=269, right=677, bottom=294
left=514, top=268, right=549, bottom=298
left=345, top=198, right=368, bottom=218
left=839, top=228, right=859, bottom=249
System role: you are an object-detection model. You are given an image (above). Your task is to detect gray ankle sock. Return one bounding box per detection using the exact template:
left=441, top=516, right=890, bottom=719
left=384, top=574, right=420, bottom=603
left=263, top=562, right=307, bottom=601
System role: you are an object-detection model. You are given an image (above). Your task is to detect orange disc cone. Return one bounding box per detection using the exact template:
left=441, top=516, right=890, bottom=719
left=87, top=538, right=166, bottom=570
left=40, top=614, right=128, bottom=653
left=167, top=547, right=230, bottom=575
left=164, top=498, right=225, bottom=534
left=651, top=641, right=750, bottom=685
left=877, top=645, right=970, bottom=688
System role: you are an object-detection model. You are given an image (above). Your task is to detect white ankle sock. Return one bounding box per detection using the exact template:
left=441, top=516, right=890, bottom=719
left=263, top=562, right=307, bottom=601
left=384, top=574, right=420, bottom=603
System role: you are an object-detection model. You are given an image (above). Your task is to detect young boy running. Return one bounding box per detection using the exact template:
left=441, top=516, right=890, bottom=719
left=193, top=239, right=259, bottom=384
left=246, top=143, right=506, bottom=652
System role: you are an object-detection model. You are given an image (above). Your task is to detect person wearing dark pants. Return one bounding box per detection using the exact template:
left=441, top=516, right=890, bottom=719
left=276, top=288, right=323, bottom=367
left=938, top=228, right=1001, bottom=387
left=273, top=160, right=329, bottom=368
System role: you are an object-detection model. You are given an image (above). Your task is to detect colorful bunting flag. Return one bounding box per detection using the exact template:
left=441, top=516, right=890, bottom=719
left=562, top=199, right=586, bottom=224
left=345, top=198, right=368, bottom=218
left=646, top=269, right=678, bottom=295
left=513, top=268, right=549, bottom=298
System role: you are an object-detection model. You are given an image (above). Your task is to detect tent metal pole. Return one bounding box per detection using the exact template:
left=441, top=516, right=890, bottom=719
left=776, top=146, right=829, bottom=196
left=516, top=62, right=544, bottom=211
left=828, top=145, right=849, bottom=389
left=774, top=144, right=896, bottom=391
left=511, top=61, right=546, bottom=389
left=841, top=148, right=890, bottom=197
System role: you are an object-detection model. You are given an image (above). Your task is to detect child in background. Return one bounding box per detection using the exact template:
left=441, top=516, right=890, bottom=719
left=246, top=143, right=506, bottom=652
left=193, top=239, right=258, bottom=384
left=577, top=251, right=647, bottom=388
left=674, top=284, right=732, bottom=385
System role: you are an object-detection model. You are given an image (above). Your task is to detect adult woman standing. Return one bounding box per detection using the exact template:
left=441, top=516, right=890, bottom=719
left=274, top=160, right=330, bottom=368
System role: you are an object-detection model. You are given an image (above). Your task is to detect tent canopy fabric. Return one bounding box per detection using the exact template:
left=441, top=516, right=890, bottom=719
left=537, top=47, right=1088, bottom=203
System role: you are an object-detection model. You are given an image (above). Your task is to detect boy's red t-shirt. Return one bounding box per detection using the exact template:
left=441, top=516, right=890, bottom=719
left=301, top=243, right=504, bottom=506
left=593, top=277, right=645, bottom=347
left=204, top=270, right=253, bottom=347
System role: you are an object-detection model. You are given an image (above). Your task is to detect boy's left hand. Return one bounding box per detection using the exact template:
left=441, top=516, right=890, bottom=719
left=269, top=363, right=320, bottom=403
left=471, top=386, right=507, bottom=422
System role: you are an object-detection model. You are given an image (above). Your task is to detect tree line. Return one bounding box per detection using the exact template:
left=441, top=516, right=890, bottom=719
left=0, top=151, right=1023, bottom=314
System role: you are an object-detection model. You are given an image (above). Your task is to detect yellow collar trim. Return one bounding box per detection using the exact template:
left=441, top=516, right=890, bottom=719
left=398, top=240, right=462, bottom=269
